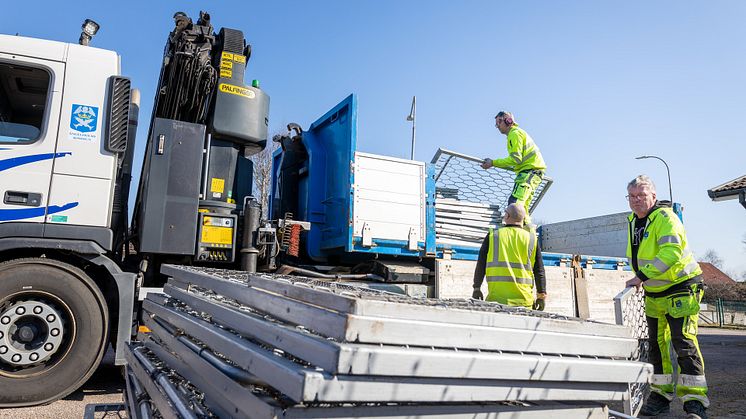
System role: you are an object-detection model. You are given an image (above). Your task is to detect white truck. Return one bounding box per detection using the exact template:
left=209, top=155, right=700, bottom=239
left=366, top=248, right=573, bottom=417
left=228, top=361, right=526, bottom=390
left=0, top=12, right=644, bottom=412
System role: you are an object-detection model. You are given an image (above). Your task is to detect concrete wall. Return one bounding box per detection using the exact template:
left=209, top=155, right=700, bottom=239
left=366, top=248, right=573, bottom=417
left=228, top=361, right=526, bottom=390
left=434, top=259, right=579, bottom=317
left=582, top=267, right=630, bottom=324
left=542, top=265, right=576, bottom=316
left=540, top=212, right=629, bottom=258
left=435, top=258, right=630, bottom=326
left=435, top=259, right=484, bottom=299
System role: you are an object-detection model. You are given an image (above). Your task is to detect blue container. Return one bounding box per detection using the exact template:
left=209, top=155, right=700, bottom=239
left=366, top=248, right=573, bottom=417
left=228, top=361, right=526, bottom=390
left=270, top=94, right=436, bottom=262
left=578, top=255, right=631, bottom=271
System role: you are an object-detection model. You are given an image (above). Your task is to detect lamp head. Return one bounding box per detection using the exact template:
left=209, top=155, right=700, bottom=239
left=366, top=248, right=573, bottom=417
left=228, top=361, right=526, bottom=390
left=79, top=19, right=100, bottom=46
left=82, top=19, right=99, bottom=36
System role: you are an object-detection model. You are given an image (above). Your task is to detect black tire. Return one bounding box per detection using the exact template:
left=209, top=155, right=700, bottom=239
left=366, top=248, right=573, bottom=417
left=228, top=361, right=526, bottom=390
left=0, top=258, right=109, bottom=407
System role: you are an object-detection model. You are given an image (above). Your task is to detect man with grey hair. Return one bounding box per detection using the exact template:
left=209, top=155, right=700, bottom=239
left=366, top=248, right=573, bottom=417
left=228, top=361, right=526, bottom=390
left=472, top=203, right=547, bottom=309
left=624, top=175, right=708, bottom=419
left=480, top=111, right=546, bottom=225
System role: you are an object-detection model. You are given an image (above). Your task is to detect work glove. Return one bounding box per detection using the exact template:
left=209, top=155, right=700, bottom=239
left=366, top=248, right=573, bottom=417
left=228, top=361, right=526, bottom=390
left=471, top=288, right=484, bottom=300
left=480, top=158, right=493, bottom=169
left=533, top=293, right=546, bottom=311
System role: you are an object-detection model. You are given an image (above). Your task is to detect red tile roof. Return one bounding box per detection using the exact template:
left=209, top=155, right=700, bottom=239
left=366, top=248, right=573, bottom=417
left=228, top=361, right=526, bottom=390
left=699, top=262, right=737, bottom=285
left=708, top=174, right=746, bottom=199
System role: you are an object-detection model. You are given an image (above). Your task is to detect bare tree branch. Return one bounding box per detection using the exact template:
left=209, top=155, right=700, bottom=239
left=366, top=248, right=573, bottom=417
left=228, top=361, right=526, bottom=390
left=700, top=249, right=724, bottom=269
left=250, top=138, right=280, bottom=219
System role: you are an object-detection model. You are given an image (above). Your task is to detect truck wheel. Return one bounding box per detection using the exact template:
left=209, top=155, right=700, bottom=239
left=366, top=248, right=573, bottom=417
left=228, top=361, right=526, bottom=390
left=0, top=258, right=108, bottom=407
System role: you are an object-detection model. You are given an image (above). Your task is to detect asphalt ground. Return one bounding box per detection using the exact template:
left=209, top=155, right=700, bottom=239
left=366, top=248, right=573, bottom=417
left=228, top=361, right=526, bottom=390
left=1, top=328, right=744, bottom=418
left=0, top=349, right=124, bottom=419
left=649, top=327, right=746, bottom=419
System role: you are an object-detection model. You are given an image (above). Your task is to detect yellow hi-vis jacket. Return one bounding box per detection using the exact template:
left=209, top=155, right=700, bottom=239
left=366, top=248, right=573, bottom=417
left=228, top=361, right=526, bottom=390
left=491, top=124, right=547, bottom=173
left=626, top=207, right=702, bottom=294
left=485, top=226, right=537, bottom=307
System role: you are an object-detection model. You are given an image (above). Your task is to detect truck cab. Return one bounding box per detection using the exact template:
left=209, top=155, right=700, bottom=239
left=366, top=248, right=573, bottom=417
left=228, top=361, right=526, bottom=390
left=0, top=34, right=136, bottom=407
left=0, top=35, right=123, bottom=235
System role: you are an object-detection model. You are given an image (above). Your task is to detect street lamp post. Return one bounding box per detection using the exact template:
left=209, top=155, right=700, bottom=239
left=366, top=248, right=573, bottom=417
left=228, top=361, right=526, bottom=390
left=406, top=96, right=416, bottom=160
left=635, top=155, right=673, bottom=203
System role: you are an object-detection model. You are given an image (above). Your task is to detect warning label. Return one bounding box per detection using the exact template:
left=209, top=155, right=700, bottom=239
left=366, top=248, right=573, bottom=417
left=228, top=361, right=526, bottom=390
left=211, top=178, right=225, bottom=193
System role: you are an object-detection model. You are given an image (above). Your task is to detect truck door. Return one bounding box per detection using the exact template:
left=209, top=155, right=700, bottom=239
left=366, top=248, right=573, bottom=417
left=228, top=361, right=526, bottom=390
left=0, top=55, right=66, bottom=225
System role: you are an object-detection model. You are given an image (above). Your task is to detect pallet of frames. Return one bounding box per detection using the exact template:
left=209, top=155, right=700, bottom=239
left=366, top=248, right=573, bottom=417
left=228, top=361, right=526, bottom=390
left=122, top=265, right=652, bottom=418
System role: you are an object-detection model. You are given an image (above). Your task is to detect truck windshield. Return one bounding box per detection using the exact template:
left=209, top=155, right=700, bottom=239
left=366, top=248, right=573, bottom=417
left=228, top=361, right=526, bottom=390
left=0, top=62, right=49, bottom=144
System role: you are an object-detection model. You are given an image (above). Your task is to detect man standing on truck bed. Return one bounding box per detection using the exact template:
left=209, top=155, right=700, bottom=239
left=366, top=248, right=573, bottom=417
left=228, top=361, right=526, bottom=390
left=481, top=111, right=546, bottom=225
left=472, top=203, right=547, bottom=310
left=624, top=175, right=709, bottom=419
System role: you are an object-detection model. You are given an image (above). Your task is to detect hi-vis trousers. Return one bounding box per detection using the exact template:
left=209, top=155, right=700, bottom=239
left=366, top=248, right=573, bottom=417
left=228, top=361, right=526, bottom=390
left=508, top=170, right=543, bottom=224
left=645, top=283, right=709, bottom=407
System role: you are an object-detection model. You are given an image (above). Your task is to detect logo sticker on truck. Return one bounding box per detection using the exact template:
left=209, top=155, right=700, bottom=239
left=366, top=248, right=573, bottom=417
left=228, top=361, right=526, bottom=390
left=218, top=83, right=255, bottom=99
left=68, top=104, right=99, bottom=141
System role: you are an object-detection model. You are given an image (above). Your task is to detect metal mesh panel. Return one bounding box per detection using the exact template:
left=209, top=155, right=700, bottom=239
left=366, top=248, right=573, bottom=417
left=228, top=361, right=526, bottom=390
left=173, top=265, right=579, bottom=321
left=430, top=148, right=552, bottom=213
left=613, top=287, right=650, bottom=416
left=431, top=148, right=553, bottom=247
left=125, top=343, right=219, bottom=417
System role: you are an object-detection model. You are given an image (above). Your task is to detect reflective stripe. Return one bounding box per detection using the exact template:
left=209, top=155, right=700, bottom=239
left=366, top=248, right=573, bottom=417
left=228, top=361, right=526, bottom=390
left=527, top=232, right=536, bottom=271
left=677, top=261, right=700, bottom=278
left=652, top=257, right=671, bottom=273
left=677, top=374, right=707, bottom=388
left=486, top=275, right=534, bottom=285
left=522, top=137, right=533, bottom=155
left=680, top=394, right=710, bottom=408
left=651, top=387, right=675, bottom=400
left=521, top=150, right=536, bottom=164
left=644, top=279, right=671, bottom=288
left=651, top=374, right=674, bottom=385
left=486, top=229, right=500, bottom=269
left=658, top=235, right=681, bottom=245
left=492, top=261, right=530, bottom=270
left=638, top=258, right=670, bottom=272
left=510, top=152, right=522, bottom=163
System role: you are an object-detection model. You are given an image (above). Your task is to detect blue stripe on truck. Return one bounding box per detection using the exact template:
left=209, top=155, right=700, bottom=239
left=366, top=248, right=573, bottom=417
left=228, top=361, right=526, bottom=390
left=0, top=152, right=76, bottom=221
left=0, top=152, right=71, bottom=172
left=0, top=202, right=79, bottom=222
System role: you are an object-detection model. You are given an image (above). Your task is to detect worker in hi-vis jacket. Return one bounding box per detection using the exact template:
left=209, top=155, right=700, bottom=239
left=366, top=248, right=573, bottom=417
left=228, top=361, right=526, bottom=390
left=481, top=111, right=546, bottom=225
left=472, top=203, right=546, bottom=310
left=624, top=175, right=708, bottom=419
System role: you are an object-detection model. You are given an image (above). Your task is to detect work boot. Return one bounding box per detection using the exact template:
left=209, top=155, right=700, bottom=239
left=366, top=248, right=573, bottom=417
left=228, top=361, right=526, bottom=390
left=683, top=400, right=708, bottom=419
left=639, top=392, right=671, bottom=416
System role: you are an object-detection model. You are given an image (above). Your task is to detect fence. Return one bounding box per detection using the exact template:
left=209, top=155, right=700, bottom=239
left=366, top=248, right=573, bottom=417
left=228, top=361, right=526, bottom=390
left=430, top=148, right=553, bottom=213
left=699, top=298, right=746, bottom=327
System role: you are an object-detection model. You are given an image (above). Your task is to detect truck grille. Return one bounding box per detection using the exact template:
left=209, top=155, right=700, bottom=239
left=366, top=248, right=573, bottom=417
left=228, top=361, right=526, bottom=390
left=105, top=76, right=131, bottom=153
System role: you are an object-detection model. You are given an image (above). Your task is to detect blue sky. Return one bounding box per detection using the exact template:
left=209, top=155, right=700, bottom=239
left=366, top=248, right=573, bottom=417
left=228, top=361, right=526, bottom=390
left=5, top=1, right=746, bottom=275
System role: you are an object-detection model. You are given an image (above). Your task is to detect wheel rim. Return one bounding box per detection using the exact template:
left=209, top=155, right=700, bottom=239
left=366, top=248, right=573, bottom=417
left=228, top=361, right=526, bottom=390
left=0, top=292, right=75, bottom=376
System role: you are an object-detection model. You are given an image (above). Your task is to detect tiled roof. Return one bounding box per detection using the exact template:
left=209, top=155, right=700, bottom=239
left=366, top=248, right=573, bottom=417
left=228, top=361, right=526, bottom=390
left=708, top=174, right=746, bottom=199
left=699, top=262, right=737, bottom=286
